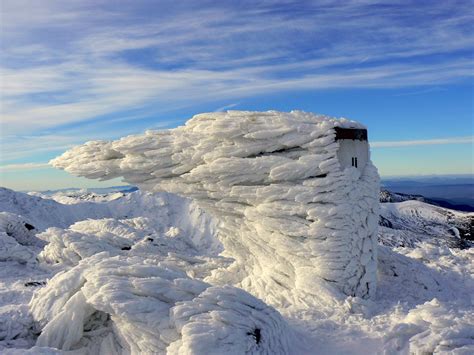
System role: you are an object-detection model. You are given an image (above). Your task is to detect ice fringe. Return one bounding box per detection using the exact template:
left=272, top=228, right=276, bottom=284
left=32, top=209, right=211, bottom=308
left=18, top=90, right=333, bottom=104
left=51, top=111, right=380, bottom=300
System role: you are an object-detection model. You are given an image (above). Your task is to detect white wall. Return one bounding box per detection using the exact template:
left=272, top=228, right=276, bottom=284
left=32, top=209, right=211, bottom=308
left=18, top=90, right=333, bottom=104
left=337, top=140, right=369, bottom=173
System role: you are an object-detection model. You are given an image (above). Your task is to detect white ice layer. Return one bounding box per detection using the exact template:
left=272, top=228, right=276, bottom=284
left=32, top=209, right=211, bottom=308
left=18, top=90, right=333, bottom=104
left=33, top=111, right=379, bottom=353
left=51, top=111, right=380, bottom=301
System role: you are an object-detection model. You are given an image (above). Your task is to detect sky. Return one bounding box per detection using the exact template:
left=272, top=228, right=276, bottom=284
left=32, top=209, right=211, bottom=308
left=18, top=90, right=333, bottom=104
left=0, top=0, right=473, bottom=191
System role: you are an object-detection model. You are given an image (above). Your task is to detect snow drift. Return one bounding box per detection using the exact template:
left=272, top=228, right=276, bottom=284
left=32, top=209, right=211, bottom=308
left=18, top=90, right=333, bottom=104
left=0, top=212, right=42, bottom=264
left=52, top=111, right=380, bottom=300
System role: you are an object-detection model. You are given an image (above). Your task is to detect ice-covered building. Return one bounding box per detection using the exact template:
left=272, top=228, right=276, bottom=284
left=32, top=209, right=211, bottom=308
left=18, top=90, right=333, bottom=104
left=335, top=127, right=368, bottom=172
left=51, top=111, right=380, bottom=303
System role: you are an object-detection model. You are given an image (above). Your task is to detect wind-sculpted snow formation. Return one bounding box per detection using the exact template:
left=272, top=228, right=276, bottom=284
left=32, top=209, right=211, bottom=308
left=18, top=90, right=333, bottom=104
left=32, top=111, right=379, bottom=353
left=30, top=252, right=292, bottom=354
left=1, top=186, right=473, bottom=354
left=52, top=111, right=380, bottom=301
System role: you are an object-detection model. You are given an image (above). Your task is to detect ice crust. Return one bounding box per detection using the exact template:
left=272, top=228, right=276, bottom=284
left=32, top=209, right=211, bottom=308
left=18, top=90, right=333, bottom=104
left=51, top=111, right=380, bottom=301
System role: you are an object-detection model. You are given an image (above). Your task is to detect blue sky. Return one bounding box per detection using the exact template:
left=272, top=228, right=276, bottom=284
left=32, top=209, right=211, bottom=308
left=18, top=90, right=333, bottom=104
left=0, top=0, right=473, bottom=190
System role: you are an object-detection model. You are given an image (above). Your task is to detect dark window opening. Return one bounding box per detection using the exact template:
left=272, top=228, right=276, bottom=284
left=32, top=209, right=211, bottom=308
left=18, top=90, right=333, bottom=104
left=351, top=157, right=358, bottom=168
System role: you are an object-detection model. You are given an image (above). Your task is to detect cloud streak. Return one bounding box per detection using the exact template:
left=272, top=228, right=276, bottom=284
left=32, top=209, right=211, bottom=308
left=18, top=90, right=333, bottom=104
left=372, top=136, right=474, bottom=148
left=0, top=162, right=49, bottom=171
left=1, top=0, right=473, bottom=169
left=2, top=2, right=473, bottom=130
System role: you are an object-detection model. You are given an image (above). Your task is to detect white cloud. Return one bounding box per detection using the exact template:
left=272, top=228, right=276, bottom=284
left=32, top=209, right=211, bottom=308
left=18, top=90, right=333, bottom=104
left=0, top=0, right=473, bottom=161
left=371, top=136, right=474, bottom=148
left=0, top=162, right=49, bottom=171
left=214, top=103, right=239, bottom=112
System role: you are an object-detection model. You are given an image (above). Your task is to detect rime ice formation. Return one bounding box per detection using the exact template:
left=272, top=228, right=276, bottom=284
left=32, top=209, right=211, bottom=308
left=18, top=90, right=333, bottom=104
left=0, top=212, right=42, bottom=264
left=51, top=111, right=380, bottom=302
left=0, top=212, right=39, bottom=247
left=1, top=187, right=473, bottom=354
left=30, top=253, right=292, bottom=354
left=34, top=110, right=380, bottom=353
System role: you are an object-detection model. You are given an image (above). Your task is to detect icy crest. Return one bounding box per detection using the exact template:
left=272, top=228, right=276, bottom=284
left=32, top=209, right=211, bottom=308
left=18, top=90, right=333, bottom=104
left=30, top=111, right=380, bottom=353
left=51, top=111, right=380, bottom=302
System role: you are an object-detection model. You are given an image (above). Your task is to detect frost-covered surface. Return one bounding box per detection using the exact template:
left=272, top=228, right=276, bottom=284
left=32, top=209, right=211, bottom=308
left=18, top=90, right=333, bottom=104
left=379, top=200, right=473, bottom=248
left=30, top=253, right=292, bottom=354
left=1, top=111, right=473, bottom=354
left=51, top=111, right=380, bottom=301
left=0, top=212, right=43, bottom=264
left=0, top=186, right=473, bottom=354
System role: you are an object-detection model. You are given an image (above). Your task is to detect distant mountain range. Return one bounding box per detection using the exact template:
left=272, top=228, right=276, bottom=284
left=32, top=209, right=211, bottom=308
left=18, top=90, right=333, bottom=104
left=381, top=175, right=474, bottom=212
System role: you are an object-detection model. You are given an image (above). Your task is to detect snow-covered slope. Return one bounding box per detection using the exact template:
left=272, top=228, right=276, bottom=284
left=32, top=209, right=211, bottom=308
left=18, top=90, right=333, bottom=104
left=0, top=186, right=473, bottom=354
left=0, top=187, right=219, bottom=250
left=379, top=200, right=473, bottom=248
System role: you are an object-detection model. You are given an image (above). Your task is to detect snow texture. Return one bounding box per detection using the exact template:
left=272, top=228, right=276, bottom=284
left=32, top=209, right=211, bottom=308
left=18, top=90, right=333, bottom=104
left=379, top=200, right=472, bottom=248
left=0, top=212, right=42, bottom=264
left=30, top=253, right=292, bottom=354
left=0, top=186, right=472, bottom=354
left=51, top=111, right=380, bottom=302
left=3, top=111, right=471, bottom=354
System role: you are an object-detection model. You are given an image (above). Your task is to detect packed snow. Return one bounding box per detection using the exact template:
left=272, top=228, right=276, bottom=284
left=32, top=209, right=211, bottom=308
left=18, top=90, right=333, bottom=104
left=0, top=111, right=472, bottom=354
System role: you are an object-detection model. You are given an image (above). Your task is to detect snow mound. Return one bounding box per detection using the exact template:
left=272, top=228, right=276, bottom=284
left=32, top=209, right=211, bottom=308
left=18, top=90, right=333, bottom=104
left=1, top=187, right=216, bottom=237
left=0, top=212, right=42, bottom=264
left=0, top=233, right=37, bottom=265
left=0, top=186, right=472, bottom=354
left=30, top=253, right=292, bottom=354
left=51, top=111, right=380, bottom=301
left=385, top=299, right=474, bottom=354
left=0, top=212, right=39, bottom=246
left=37, top=216, right=225, bottom=268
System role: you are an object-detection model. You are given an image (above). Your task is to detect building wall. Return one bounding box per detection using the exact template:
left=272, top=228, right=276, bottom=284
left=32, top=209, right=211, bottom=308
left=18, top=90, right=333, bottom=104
left=337, top=140, right=369, bottom=173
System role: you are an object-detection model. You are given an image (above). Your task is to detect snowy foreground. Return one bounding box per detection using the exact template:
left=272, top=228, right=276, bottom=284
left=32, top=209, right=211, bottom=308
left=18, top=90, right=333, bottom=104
left=1, top=111, right=473, bottom=354
left=0, top=187, right=473, bottom=354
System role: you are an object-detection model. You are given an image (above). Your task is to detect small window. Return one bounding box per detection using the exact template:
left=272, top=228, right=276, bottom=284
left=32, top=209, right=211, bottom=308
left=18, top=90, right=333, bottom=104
left=352, top=157, right=358, bottom=168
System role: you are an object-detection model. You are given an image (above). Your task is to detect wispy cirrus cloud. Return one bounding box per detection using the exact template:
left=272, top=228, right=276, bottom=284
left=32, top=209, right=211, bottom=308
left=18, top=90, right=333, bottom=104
left=1, top=0, right=473, bottom=170
left=372, top=136, right=474, bottom=148
left=0, top=162, right=49, bottom=171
